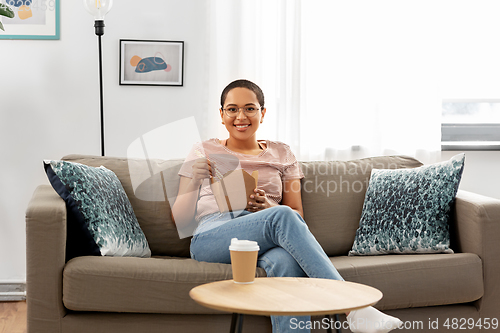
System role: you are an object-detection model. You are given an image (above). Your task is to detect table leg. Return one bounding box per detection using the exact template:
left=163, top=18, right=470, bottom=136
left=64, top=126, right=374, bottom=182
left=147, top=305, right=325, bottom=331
left=324, top=314, right=342, bottom=333
left=230, top=313, right=244, bottom=333
left=326, top=314, right=333, bottom=333
left=335, top=314, right=342, bottom=333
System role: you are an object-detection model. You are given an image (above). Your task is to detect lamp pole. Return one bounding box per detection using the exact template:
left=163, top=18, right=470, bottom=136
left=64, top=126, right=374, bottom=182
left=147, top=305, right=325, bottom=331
left=83, top=0, right=113, bottom=157
left=95, top=20, right=105, bottom=156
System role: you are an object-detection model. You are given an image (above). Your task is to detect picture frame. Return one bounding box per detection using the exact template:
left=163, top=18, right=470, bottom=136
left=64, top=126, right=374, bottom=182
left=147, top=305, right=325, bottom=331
left=120, top=39, right=184, bottom=86
left=0, top=0, right=60, bottom=40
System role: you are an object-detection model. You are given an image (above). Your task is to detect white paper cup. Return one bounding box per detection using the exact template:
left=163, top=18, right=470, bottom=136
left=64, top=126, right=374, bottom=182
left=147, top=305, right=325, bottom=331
left=229, top=238, right=260, bottom=284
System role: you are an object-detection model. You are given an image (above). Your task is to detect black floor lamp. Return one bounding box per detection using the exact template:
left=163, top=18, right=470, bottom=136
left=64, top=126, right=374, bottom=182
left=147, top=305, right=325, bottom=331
left=83, top=0, right=113, bottom=156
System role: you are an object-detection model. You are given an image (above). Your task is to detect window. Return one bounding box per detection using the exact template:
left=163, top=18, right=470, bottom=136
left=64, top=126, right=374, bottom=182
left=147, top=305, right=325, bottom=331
left=441, top=100, right=500, bottom=150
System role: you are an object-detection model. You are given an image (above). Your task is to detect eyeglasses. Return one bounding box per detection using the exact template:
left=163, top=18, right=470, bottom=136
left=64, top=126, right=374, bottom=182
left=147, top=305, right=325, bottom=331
left=222, top=106, right=261, bottom=118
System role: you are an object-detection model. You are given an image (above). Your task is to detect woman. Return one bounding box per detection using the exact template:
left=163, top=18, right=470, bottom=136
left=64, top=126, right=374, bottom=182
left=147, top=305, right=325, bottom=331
left=172, top=79, right=402, bottom=333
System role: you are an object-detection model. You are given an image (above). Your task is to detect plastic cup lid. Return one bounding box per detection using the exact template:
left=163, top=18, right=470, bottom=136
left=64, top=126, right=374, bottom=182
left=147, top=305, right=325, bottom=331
left=229, top=238, right=260, bottom=251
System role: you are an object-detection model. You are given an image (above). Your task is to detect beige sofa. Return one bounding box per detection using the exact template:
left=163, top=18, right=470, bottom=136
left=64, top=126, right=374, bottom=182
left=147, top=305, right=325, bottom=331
left=26, top=154, right=500, bottom=333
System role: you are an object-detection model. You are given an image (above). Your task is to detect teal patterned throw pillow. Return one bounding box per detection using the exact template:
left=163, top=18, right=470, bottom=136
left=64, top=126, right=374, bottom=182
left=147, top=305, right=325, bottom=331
left=44, top=160, right=151, bottom=259
left=349, top=154, right=465, bottom=256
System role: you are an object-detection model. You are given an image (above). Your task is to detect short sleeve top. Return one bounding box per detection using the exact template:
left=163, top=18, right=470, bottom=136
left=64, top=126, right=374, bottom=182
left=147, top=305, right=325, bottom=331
left=178, top=138, right=304, bottom=221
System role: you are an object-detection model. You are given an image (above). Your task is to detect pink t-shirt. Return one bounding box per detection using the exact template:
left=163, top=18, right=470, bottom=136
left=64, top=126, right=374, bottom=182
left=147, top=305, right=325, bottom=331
left=178, top=138, right=304, bottom=221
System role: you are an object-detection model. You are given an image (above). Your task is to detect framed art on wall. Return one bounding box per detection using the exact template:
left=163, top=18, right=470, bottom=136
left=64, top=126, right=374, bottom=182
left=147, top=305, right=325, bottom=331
left=0, top=0, right=60, bottom=40
left=120, top=39, right=184, bottom=86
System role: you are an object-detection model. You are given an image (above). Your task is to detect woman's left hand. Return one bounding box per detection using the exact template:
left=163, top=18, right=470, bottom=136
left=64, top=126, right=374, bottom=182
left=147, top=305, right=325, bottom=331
left=247, top=188, right=277, bottom=212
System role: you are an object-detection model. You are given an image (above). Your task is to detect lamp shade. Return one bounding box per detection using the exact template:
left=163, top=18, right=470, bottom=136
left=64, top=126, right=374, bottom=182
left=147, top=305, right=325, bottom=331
left=83, top=0, right=113, bottom=20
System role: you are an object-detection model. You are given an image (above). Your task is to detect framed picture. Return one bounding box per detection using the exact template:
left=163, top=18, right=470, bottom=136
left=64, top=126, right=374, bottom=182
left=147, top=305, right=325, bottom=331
left=120, top=39, right=184, bottom=86
left=0, top=0, right=60, bottom=40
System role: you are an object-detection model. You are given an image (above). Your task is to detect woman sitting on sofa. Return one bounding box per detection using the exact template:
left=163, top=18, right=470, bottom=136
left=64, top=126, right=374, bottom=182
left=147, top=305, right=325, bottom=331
left=172, top=79, right=402, bottom=333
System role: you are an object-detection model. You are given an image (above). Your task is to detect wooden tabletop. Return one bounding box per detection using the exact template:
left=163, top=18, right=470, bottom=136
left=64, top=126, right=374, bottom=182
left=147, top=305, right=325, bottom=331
left=189, top=277, right=382, bottom=316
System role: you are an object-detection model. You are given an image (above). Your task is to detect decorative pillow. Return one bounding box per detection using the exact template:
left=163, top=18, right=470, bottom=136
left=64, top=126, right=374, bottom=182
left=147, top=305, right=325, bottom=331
left=44, top=160, right=151, bottom=260
left=349, top=153, right=465, bottom=256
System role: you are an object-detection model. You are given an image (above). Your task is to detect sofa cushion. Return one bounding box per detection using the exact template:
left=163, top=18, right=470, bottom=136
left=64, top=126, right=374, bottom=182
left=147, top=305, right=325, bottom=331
left=299, top=156, right=423, bottom=257
left=332, top=253, right=483, bottom=311
left=62, top=253, right=482, bottom=314
left=62, top=256, right=267, bottom=314
left=349, top=153, right=465, bottom=255
left=44, top=160, right=151, bottom=260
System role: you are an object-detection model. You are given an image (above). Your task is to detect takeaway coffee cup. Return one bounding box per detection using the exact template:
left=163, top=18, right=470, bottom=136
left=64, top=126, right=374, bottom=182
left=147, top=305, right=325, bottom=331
left=229, top=238, right=260, bottom=284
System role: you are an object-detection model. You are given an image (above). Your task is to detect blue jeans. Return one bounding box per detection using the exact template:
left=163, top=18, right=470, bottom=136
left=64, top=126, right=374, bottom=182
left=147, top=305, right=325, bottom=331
left=190, top=205, right=344, bottom=333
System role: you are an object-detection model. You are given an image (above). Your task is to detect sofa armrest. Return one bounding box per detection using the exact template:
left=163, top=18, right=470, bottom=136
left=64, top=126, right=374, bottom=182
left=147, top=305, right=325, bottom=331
left=451, top=190, right=500, bottom=318
left=26, top=185, right=67, bottom=332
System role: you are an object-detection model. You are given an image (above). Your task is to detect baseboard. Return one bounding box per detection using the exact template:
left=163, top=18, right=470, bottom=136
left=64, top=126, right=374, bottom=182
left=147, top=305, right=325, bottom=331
left=0, top=282, right=26, bottom=301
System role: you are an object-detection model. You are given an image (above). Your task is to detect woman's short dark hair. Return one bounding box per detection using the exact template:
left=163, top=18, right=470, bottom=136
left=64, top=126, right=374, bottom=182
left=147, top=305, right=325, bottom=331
left=220, top=79, right=265, bottom=108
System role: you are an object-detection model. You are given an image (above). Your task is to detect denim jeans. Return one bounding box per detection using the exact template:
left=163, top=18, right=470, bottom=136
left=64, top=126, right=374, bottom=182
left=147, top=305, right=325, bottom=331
left=190, top=205, right=344, bottom=333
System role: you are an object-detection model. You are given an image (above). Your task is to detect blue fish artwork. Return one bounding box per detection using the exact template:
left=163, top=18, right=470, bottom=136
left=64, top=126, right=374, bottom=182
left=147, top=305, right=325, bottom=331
left=6, top=0, right=32, bottom=6
left=130, top=55, right=172, bottom=73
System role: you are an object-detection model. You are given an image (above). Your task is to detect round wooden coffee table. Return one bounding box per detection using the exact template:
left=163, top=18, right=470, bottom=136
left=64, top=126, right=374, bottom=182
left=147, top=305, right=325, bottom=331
left=189, top=277, right=383, bottom=333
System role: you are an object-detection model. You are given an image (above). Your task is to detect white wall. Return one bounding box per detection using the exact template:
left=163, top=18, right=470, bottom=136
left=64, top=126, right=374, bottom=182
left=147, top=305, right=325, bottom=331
left=0, top=0, right=209, bottom=282
left=1, top=1, right=499, bottom=283
left=441, top=151, right=500, bottom=200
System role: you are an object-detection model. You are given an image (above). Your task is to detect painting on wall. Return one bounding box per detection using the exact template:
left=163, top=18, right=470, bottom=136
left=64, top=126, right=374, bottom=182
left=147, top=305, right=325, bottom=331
left=0, top=0, right=60, bottom=40
left=120, top=39, right=184, bottom=86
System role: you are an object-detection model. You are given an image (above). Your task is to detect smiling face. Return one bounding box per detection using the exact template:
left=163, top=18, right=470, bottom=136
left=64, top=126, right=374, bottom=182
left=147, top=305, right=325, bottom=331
left=220, top=87, right=266, bottom=143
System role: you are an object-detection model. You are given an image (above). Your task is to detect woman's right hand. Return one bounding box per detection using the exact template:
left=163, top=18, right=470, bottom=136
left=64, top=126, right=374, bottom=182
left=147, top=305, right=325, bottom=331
left=191, top=158, right=212, bottom=187
left=172, top=159, right=212, bottom=228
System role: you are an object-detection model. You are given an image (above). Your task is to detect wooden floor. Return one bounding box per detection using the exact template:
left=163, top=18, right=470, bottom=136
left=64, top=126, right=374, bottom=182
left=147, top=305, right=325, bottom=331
left=0, top=301, right=27, bottom=333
